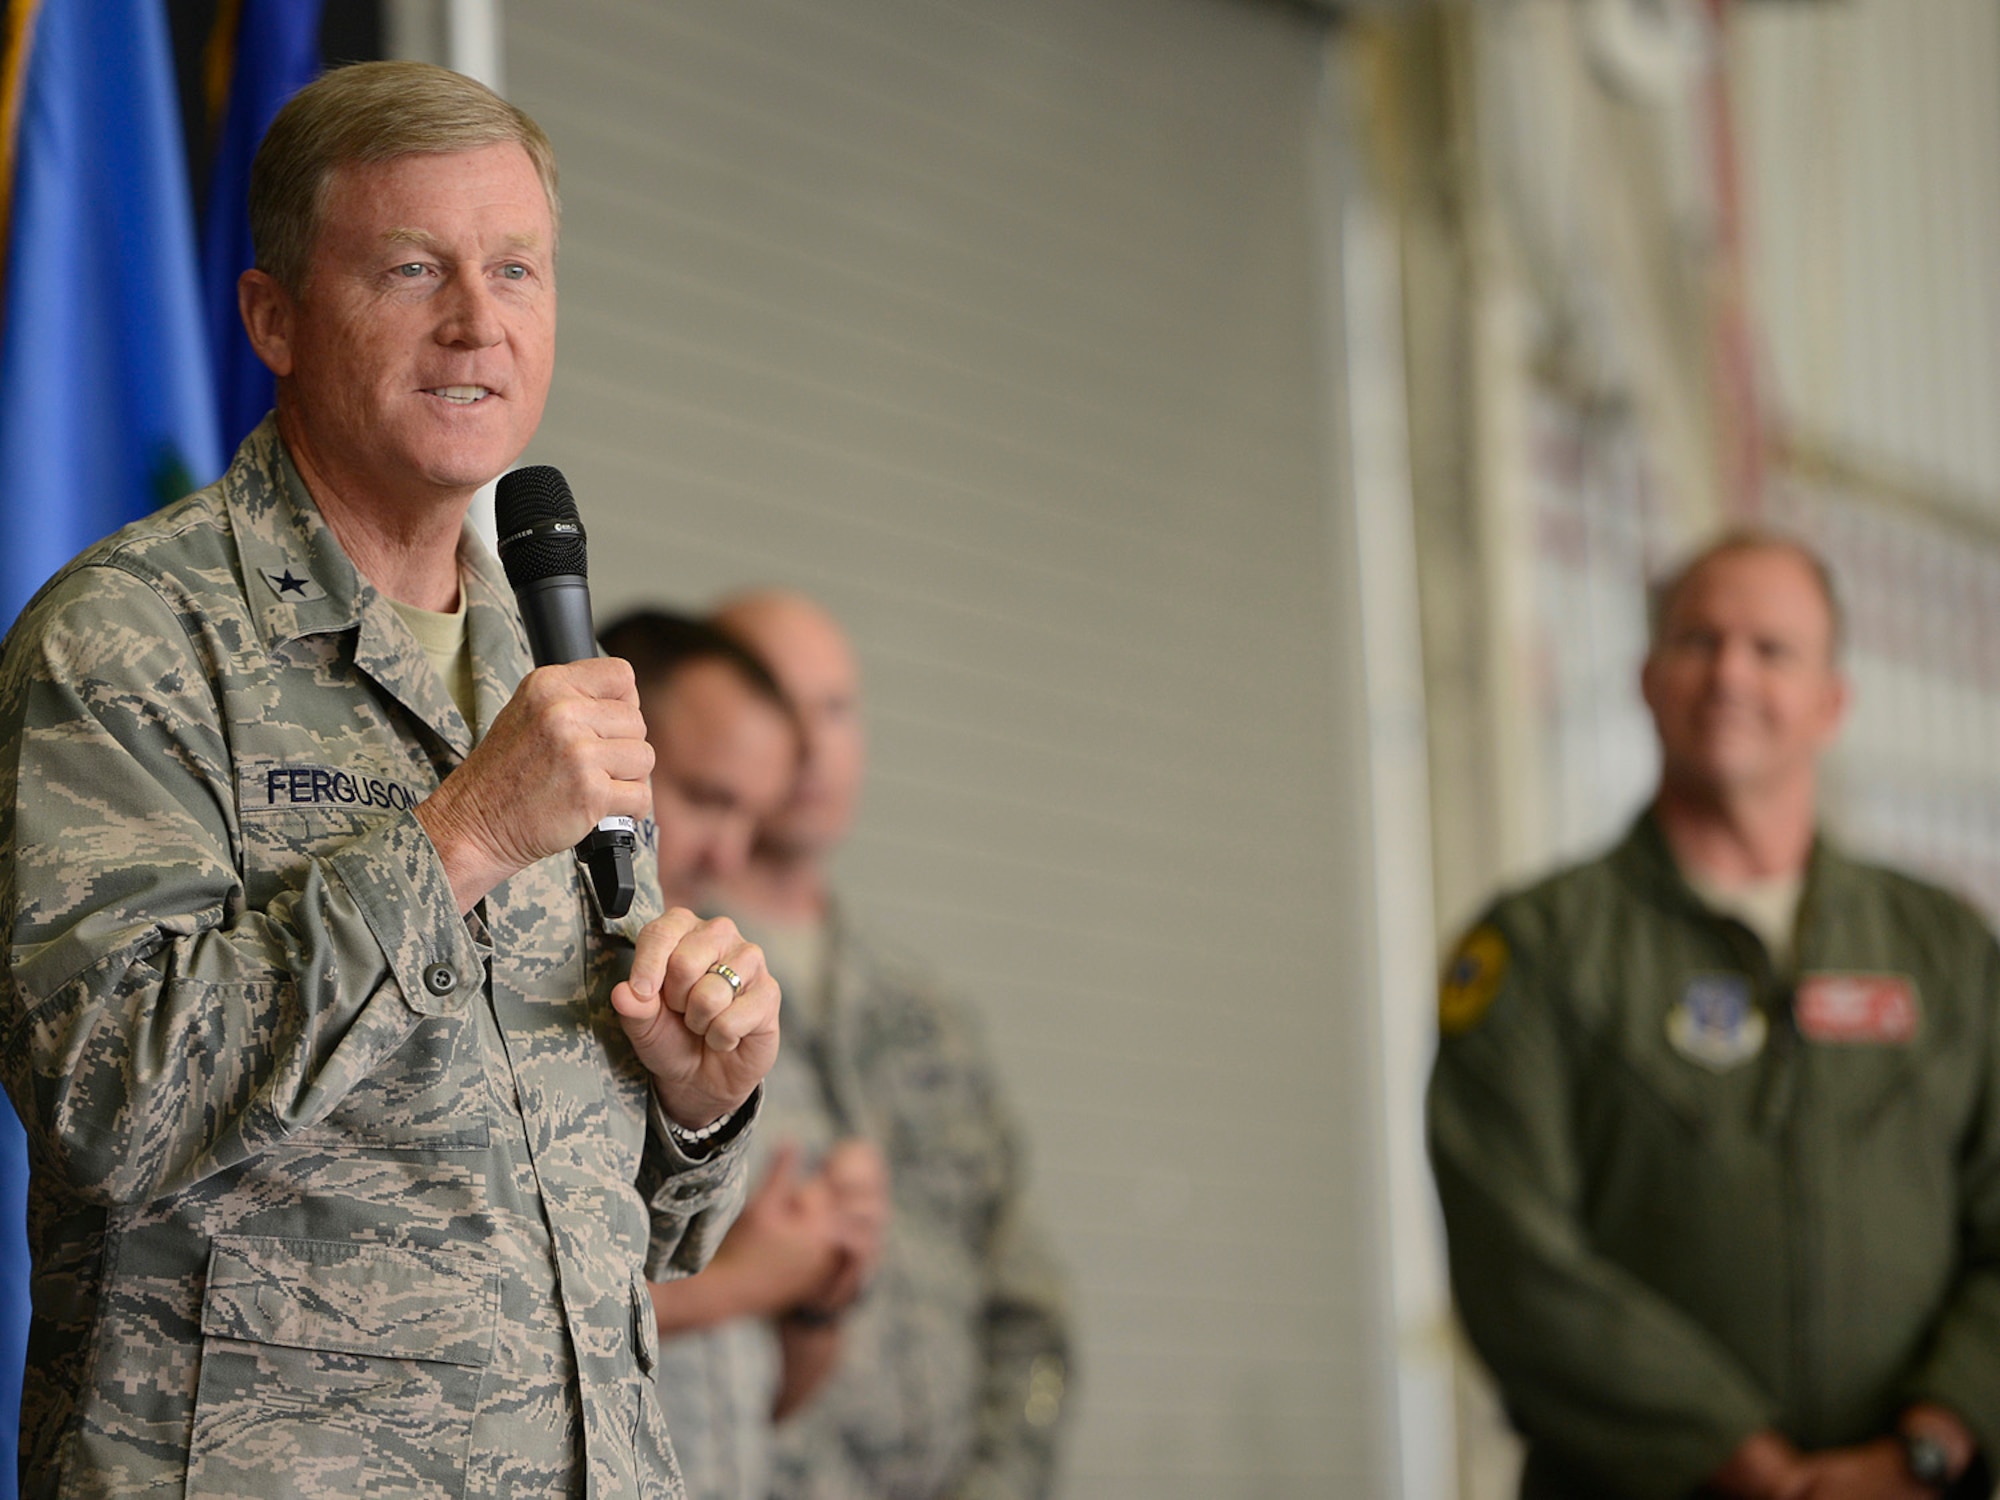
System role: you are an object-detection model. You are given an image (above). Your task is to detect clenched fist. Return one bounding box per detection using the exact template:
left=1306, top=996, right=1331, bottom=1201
left=612, top=910, right=780, bottom=1131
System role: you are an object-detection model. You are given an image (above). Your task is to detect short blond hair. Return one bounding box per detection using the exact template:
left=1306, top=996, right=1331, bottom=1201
left=249, top=60, right=559, bottom=295
left=1648, top=527, right=1845, bottom=659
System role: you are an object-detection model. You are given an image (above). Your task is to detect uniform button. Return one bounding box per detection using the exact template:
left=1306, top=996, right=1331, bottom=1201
left=423, top=963, right=457, bottom=996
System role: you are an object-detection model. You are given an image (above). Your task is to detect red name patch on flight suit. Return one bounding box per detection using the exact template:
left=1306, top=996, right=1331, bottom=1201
left=1795, top=972, right=1920, bottom=1044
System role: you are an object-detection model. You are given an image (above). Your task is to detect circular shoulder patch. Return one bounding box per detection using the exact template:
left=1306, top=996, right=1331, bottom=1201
left=1439, top=924, right=1509, bottom=1037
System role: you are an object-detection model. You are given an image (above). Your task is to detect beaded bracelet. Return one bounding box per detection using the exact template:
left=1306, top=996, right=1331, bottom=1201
left=665, top=1106, right=737, bottom=1149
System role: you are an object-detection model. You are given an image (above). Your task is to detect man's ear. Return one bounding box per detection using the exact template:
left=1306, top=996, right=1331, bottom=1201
left=1818, top=669, right=1852, bottom=744
left=237, top=269, right=295, bottom=378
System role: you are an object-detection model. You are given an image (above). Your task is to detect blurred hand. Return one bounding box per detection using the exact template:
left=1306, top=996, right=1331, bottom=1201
left=1794, top=1439, right=1930, bottom=1499
left=804, top=1137, right=891, bottom=1314
left=417, top=657, right=653, bottom=911
left=707, top=1144, right=844, bottom=1315
left=611, top=911, right=780, bottom=1129
left=1706, top=1429, right=1812, bottom=1500
left=775, top=1310, right=845, bottom=1422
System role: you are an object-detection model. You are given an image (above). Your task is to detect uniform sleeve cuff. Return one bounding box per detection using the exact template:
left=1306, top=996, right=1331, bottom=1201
left=324, top=810, right=488, bottom=1017
left=650, top=1086, right=760, bottom=1177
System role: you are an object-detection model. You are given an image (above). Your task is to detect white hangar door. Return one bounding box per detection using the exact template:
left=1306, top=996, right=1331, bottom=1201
left=503, top=1, right=1426, bottom=1496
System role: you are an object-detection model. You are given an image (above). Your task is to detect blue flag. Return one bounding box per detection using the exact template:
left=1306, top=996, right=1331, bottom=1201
left=0, top=0, right=222, bottom=626
left=201, top=0, right=323, bottom=459
left=0, top=1, right=223, bottom=1488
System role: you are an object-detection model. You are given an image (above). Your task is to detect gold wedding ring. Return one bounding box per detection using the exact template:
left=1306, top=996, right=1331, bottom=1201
left=707, top=962, right=744, bottom=996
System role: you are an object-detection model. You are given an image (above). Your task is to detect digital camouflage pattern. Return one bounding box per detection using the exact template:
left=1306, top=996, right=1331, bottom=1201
left=0, top=419, right=750, bottom=1499
left=655, top=903, right=1070, bottom=1500
left=1429, top=812, right=2000, bottom=1500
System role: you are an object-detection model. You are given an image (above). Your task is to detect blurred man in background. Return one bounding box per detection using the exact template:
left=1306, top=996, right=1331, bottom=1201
left=1429, top=531, right=2000, bottom=1499
left=710, top=588, right=1073, bottom=1500
left=600, top=606, right=886, bottom=1500
left=600, top=609, right=800, bottom=911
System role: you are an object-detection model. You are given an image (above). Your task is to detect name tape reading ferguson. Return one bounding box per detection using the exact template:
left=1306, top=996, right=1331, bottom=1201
left=240, top=762, right=426, bottom=815
left=240, top=761, right=662, bottom=851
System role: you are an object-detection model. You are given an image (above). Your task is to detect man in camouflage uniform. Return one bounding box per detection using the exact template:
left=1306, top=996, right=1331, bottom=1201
left=1429, top=532, right=2000, bottom=1499
left=0, top=63, right=779, bottom=1498
left=694, top=589, right=1072, bottom=1500
left=598, top=609, right=802, bottom=915
left=598, top=606, right=875, bottom=1500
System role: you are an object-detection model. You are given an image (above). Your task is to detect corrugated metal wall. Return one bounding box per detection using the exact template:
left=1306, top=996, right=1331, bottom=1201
left=1736, top=0, right=2000, bottom=916
left=501, top=1, right=1390, bottom=1495
left=1738, top=0, right=2000, bottom=515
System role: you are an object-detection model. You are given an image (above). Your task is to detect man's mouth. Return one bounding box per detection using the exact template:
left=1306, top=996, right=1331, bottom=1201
left=1693, top=711, right=1763, bottom=741
left=428, top=385, right=492, bottom=405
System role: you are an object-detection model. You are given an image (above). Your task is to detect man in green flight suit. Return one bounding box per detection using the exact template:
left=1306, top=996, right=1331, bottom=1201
left=1429, top=531, right=2000, bottom=1499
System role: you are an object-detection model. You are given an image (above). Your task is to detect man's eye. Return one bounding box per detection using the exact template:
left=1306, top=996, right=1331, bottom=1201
left=498, top=263, right=528, bottom=281
left=393, top=263, right=428, bottom=278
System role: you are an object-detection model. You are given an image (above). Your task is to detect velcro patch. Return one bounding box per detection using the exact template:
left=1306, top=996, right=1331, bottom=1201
left=1440, top=925, right=1508, bottom=1037
left=238, top=761, right=426, bottom=818
left=1795, top=972, right=1919, bottom=1045
left=1667, top=973, right=1765, bottom=1071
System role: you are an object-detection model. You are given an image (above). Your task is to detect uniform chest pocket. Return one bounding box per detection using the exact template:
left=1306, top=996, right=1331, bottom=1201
left=287, top=1011, right=492, bottom=1152
left=233, top=749, right=437, bottom=902
left=187, top=1236, right=496, bottom=1497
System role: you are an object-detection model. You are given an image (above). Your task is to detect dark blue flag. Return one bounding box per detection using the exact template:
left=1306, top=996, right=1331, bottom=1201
left=201, top=0, right=323, bottom=459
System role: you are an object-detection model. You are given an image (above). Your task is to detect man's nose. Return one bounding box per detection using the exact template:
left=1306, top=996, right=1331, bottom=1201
left=437, top=269, right=504, bottom=349
left=706, top=820, right=754, bottom=879
left=1710, top=636, right=1759, bottom=690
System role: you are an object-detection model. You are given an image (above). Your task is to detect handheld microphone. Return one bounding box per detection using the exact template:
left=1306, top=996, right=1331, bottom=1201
left=494, top=464, right=638, bottom=918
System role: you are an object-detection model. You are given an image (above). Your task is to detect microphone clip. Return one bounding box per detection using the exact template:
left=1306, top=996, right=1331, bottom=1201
left=579, top=819, right=638, bottom=919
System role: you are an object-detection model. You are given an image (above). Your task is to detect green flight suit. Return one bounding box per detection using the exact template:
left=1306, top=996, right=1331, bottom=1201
left=1428, top=812, right=2000, bottom=1499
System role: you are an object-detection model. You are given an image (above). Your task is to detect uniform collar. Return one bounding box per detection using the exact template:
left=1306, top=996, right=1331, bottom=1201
left=459, top=532, right=526, bottom=751
left=223, top=415, right=530, bottom=757
left=1614, top=804, right=1856, bottom=932
left=225, top=416, right=369, bottom=650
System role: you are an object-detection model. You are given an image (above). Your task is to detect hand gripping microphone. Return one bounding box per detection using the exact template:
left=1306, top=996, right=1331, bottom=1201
left=494, top=465, right=638, bottom=918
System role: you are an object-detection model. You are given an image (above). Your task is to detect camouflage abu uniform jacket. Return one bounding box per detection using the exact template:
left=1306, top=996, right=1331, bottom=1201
left=656, top=900, right=1070, bottom=1500
left=0, top=419, right=750, bottom=1499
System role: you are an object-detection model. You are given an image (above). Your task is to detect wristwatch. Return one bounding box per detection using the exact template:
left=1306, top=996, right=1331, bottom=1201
left=1901, top=1429, right=1953, bottom=1490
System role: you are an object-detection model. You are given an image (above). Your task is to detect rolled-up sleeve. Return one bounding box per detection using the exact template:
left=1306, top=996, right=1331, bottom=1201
left=1, top=564, right=481, bottom=1206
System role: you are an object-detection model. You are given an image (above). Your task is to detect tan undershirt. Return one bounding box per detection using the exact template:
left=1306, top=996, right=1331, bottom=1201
left=1684, top=869, right=1805, bottom=973
left=390, top=592, right=477, bottom=733
left=747, top=913, right=830, bottom=1023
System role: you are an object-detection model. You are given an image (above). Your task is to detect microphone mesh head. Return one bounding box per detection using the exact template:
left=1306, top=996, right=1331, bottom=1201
left=495, top=465, right=588, bottom=585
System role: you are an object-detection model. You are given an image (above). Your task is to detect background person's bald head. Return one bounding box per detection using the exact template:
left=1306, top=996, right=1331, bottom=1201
left=711, top=590, right=865, bottom=863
